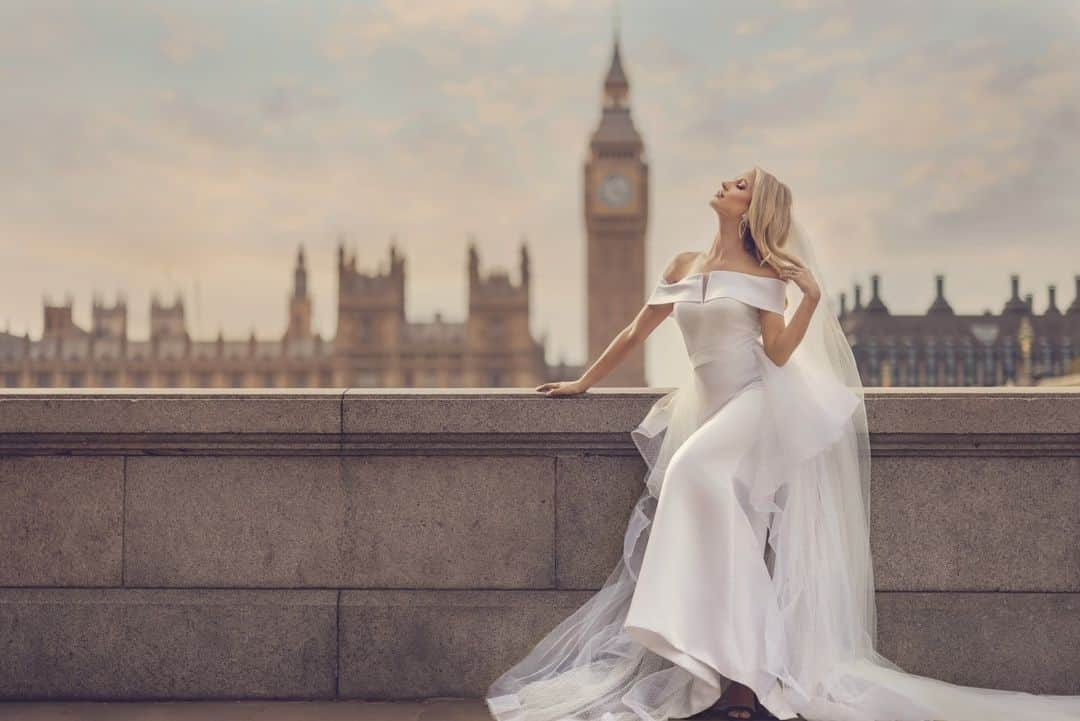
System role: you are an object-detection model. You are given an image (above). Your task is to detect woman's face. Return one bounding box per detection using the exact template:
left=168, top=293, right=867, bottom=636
left=709, top=170, right=754, bottom=218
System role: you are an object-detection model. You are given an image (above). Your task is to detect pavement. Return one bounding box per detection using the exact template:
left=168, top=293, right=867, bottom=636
left=0, top=699, right=489, bottom=721
left=0, top=700, right=743, bottom=721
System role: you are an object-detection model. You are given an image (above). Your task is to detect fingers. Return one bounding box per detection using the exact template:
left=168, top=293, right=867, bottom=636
left=536, top=381, right=585, bottom=397
left=536, top=381, right=567, bottom=395
left=779, top=265, right=809, bottom=280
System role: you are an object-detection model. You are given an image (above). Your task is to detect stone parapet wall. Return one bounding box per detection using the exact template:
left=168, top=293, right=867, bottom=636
left=0, top=388, right=1077, bottom=700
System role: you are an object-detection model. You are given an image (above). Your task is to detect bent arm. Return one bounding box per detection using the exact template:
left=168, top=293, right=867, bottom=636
left=576, top=303, right=672, bottom=388
left=759, top=292, right=820, bottom=366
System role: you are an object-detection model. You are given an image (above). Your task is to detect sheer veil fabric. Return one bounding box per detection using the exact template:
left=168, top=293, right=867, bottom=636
left=485, top=215, right=1080, bottom=721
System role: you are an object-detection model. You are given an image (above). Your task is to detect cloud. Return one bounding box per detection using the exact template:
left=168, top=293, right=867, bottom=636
left=259, top=81, right=341, bottom=121
left=321, top=0, right=587, bottom=62
left=152, top=5, right=225, bottom=66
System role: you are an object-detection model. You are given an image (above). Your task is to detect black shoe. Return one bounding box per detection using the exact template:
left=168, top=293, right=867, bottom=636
left=708, top=703, right=756, bottom=720
left=750, top=697, right=782, bottom=720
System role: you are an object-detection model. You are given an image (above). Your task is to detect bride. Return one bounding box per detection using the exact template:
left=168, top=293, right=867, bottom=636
left=485, top=166, right=1080, bottom=721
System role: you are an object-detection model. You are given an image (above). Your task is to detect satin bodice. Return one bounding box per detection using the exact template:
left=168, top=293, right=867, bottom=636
left=646, top=269, right=787, bottom=369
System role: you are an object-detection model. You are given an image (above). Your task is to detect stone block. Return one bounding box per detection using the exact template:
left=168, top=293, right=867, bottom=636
left=864, top=388, right=1080, bottom=435
left=876, top=591, right=1080, bottom=694
left=555, top=453, right=646, bottom=589
left=0, top=390, right=343, bottom=435
left=339, top=455, right=555, bottom=588
left=343, top=388, right=663, bottom=435
left=0, top=456, right=123, bottom=586
left=0, top=589, right=337, bottom=699
left=871, top=456, right=1080, bottom=591
left=339, top=589, right=591, bottom=698
left=125, top=456, right=345, bottom=587
left=126, top=455, right=555, bottom=588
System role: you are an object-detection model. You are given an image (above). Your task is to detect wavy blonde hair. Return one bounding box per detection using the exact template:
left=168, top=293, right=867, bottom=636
left=740, top=166, right=804, bottom=271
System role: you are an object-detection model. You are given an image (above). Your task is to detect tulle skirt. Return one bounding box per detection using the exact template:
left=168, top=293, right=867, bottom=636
left=486, top=344, right=857, bottom=721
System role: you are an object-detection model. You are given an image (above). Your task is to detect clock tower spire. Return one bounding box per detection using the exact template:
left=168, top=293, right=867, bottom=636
left=584, top=23, right=648, bottom=386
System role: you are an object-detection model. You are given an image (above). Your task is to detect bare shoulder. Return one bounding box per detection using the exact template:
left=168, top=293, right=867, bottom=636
left=756, top=264, right=784, bottom=281
left=661, top=251, right=701, bottom=283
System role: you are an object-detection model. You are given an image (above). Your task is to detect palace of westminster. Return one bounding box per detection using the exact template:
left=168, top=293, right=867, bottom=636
left=2, top=37, right=1078, bottom=389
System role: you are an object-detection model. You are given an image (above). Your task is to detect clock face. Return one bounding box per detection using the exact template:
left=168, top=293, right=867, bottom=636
left=598, top=172, right=633, bottom=209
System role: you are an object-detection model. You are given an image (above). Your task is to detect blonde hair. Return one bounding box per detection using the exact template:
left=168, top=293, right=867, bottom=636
left=740, top=166, right=804, bottom=271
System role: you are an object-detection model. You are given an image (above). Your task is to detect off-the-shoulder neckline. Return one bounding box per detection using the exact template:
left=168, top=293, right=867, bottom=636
left=659, top=268, right=786, bottom=286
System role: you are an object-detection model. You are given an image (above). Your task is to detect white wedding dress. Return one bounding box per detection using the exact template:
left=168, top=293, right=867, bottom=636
left=486, top=264, right=1080, bottom=721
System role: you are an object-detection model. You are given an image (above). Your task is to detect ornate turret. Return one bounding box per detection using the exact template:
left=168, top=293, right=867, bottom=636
left=604, top=32, right=628, bottom=106
left=519, top=237, right=531, bottom=288
left=468, top=237, right=480, bottom=282
left=927, top=274, right=954, bottom=315
left=335, top=237, right=407, bottom=354
left=864, top=274, right=890, bottom=314
left=1002, top=274, right=1028, bottom=314
left=1067, top=275, right=1080, bottom=316
left=590, top=27, right=643, bottom=153
left=1045, top=284, right=1061, bottom=316
left=285, top=245, right=313, bottom=342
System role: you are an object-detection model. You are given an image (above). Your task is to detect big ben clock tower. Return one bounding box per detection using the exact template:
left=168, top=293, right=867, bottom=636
left=584, top=30, right=649, bottom=386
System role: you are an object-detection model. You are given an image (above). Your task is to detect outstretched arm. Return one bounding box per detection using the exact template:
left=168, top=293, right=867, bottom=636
left=537, top=254, right=693, bottom=396
left=759, top=265, right=821, bottom=366
left=536, top=302, right=672, bottom=396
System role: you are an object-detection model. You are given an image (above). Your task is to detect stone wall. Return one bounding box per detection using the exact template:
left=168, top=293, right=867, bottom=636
left=0, top=388, right=1077, bottom=700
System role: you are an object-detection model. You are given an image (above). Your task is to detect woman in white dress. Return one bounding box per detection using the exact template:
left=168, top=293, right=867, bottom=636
left=485, top=166, right=1080, bottom=721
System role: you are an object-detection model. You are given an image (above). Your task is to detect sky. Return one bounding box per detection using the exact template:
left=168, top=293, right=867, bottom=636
left=1, top=0, right=1077, bottom=385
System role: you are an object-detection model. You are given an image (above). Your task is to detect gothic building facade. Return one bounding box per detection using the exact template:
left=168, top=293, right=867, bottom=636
left=0, top=241, right=567, bottom=389
left=839, top=273, right=1080, bottom=386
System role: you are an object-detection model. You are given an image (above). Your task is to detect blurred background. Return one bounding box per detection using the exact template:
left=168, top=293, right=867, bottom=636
left=1, top=0, right=1077, bottom=389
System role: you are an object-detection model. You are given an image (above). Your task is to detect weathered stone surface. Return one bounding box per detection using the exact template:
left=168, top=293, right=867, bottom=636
left=336, top=589, right=1080, bottom=699
left=125, top=456, right=345, bottom=587
left=876, top=591, right=1080, bottom=694
left=339, top=455, right=555, bottom=588
left=555, top=453, right=646, bottom=589
left=126, top=455, right=555, bottom=588
left=863, top=387, right=1080, bottom=435
left=339, top=589, right=592, bottom=698
left=0, top=589, right=337, bottom=700
left=0, top=456, right=123, bottom=586
left=355, top=387, right=1080, bottom=436
left=871, top=456, right=1080, bottom=591
left=0, top=389, right=344, bottom=435
left=343, top=388, right=664, bottom=435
